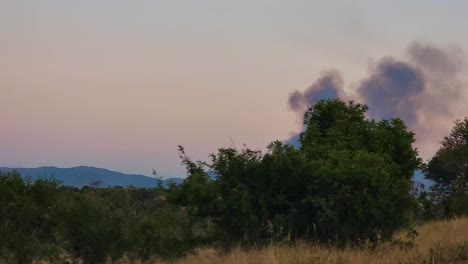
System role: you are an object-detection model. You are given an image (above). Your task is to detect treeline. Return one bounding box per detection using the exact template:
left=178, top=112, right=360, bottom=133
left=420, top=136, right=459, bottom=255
left=1, top=99, right=467, bottom=263
left=0, top=173, right=193, bottom=263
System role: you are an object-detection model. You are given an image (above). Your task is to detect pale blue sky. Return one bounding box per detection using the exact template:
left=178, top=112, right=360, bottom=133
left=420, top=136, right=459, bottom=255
left=1, top=1, right=467, bottom=177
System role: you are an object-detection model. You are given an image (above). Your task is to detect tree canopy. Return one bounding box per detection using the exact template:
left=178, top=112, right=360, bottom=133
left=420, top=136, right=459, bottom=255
left=426, top=118, right=468, bottom=217
left=174, top=99, right=422, bottom=245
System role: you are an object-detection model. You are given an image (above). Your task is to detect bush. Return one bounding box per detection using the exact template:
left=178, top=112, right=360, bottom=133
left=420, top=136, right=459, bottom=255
left=173, top=99, right=421, bottom=246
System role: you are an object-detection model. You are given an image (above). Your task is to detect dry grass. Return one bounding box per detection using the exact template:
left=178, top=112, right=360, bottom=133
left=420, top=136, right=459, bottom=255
left=158, top=217, right=468, bottom=264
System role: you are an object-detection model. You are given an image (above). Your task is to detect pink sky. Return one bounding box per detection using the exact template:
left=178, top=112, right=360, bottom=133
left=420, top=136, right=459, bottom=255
left=2, top=1, right=468, bottom=177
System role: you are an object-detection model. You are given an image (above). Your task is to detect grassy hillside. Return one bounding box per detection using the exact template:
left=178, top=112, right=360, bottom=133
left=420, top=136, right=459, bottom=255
left=162, top=217, right=468, bottom=264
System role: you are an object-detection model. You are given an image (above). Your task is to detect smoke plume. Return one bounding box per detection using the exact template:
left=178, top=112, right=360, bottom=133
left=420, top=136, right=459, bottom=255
left=288, top=70, right=344, bottom=114
left=287, top=42, right=468, bottom=160
left=358, top=57, right=425, bottom=126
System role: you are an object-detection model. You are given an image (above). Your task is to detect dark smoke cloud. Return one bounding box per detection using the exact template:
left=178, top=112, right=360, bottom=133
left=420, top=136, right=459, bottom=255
left=288, top=70, right=344, bottom=113
left=287, top=42, right=468, bottom=160
left=358, top=57, right=425, bottom=126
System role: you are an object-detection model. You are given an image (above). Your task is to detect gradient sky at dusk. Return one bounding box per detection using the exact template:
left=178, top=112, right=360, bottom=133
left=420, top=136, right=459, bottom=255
left=2, top=1, right=468, bottom=177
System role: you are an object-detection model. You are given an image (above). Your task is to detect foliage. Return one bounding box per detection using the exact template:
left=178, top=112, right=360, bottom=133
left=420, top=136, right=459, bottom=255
left=298, top=100, right=421, bottom=243
left=425, top=117, right=468, bottom=218
left=2, top=99, right=449, bottom=261
left=172, top=99, right=421, bottom=247
left=0, top=172, right=192, bottom=263
left=0, top=171, right=64, bottom=263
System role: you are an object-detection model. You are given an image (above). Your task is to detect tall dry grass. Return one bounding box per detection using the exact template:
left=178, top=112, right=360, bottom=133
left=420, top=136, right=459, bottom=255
left=159, top=217, right=468, bottom=264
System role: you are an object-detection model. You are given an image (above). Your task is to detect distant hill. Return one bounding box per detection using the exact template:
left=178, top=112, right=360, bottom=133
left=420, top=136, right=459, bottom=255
left=0, top=166, right=184, bottom=188
left=0, top=165, right=432, bottom=190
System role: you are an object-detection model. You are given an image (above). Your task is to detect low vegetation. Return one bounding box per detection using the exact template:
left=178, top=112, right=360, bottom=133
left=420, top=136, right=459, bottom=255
left=170, top=217, right=468, bottom=264
left=1, top=99, right=467, bottom=263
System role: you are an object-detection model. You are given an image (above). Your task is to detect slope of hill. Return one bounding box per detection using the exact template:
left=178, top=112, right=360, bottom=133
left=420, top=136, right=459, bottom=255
left=0, top=166, right=183, bottom=188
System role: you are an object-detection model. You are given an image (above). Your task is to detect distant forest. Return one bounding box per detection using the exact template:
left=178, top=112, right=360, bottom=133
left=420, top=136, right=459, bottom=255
left=1, top=99, right=467, bottom=263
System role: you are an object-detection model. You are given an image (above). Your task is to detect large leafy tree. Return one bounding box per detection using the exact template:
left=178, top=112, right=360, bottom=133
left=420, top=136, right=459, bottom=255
left=176, top=99, right=421, bottom=245
left=426, top=118, right=468, bottom=218
left=299, top=99, right=421, bottom=243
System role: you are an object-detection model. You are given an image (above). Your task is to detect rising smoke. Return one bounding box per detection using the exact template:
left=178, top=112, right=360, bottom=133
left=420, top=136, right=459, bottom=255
left=357, top=57, right=425, bottom=126
left=287, top=42, right=468, bottom=160
left=288, top=70, right=344, bottom=113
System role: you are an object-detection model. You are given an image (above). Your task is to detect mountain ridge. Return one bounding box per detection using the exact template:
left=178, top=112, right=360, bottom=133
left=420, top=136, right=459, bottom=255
left=0, top=165, right=432, bottom=190
left=0, top=166, right=184, bottom=188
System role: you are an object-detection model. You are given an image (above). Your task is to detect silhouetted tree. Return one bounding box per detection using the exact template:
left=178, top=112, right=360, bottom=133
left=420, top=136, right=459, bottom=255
left=426, top=118, right=468, bottom=218
left=176, top=99, right=421, bottom=246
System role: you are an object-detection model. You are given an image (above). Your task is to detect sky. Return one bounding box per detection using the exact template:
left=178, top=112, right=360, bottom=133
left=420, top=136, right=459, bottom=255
left=2, top=1, right=468, bottom=178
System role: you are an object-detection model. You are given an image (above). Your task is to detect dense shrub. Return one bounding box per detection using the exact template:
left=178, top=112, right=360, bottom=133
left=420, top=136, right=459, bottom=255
left=0, top=172, right=64, bottom=263
left=0, top=172, right=192, bottom=263
left=173, top=99, right=421, bottom=246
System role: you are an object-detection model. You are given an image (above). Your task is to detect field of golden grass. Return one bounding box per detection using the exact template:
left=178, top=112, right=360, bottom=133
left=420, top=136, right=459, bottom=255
left=161, top=217, right=468, bottom=264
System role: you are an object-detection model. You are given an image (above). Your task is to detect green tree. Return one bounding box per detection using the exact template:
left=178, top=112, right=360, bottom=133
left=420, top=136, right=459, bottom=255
left=177, top=99, right=422, bottom=246
left=298, top=99, right=421, bottom=243
left=0, top=171, right=64, bottom=263
left=426, top=117, right=468, bottom=218
left=209, top=147, right=264, bottom=244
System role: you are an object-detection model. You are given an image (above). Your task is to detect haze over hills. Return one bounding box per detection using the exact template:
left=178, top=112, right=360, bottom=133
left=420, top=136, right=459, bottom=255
left=0, top=166, right=184, bottom=188
left=0, top=165, right=432, bottom=190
